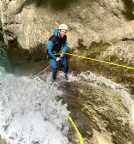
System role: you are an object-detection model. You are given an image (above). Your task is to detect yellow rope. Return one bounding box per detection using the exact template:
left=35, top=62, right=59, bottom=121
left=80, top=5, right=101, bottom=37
left=68, top=115, right=84, bottom=144
left=65, top=52, right=134, bottom=70
left=65, top=52, right=134, bottom=144
left=31, top=52, right=134, bottom=144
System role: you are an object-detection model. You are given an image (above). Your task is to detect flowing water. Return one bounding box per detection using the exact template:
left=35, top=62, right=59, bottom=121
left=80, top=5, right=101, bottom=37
left=0, top=45, right=134, bottom=144
left=0, top=48, right=70, bottom=144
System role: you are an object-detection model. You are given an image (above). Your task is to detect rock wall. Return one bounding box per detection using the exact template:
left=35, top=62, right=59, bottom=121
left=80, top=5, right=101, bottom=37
left=0, top=0, right=134, bottom=64
left=60, top=72, right=134, bottom=144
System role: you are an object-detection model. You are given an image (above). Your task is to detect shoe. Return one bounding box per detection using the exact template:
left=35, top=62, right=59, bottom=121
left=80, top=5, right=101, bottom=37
left=51, top=79, right=55, bottom=83
left=51, top=75, right=56, bottom=83
left=51, top=77, right=56, bottom=83
left=51, top=72, right=57, bottom=82
left=65, top=74, right=68, bottom=80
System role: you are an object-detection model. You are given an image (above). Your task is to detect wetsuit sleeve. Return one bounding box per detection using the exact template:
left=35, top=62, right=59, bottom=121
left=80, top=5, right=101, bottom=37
left=47, top=40, right=57, bottom=60
left=62, top=40, right=68, bottom=53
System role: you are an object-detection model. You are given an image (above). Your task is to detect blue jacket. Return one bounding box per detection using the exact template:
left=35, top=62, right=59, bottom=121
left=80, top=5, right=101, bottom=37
left=47, top=29, right=68, bottom=60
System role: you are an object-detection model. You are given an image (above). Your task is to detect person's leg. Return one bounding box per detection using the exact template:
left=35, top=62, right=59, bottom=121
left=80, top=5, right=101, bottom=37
left=60, top=56, right=69, bottom=79
left=49, top=59, right=57, bottom=81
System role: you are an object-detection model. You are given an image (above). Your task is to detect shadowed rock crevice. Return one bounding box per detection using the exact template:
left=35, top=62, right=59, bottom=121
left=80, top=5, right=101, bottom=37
left=25, top=0, right=80, bottom=10
left=0, top=25, right=11, bottom=72
left=7, top=38, right=47, bottom=65
left=122, top=0, right=134, bottom=20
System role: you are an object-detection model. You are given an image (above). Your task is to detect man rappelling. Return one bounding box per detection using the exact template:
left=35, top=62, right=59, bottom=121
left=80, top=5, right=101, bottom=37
left=47, top=24, right=69, bottom=81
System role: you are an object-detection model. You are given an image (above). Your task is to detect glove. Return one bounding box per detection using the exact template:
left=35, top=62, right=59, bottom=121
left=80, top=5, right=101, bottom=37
left=60, top=52, right=64, bottom=58
left=56, top=57, right=60, bottom=61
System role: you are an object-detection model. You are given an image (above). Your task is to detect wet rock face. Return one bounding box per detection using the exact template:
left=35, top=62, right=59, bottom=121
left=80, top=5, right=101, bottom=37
left=0, top=0, right=134, bottom=64
left=0, top=21, right=11, bottom=71
left=59, top=72, right=134, bottom=144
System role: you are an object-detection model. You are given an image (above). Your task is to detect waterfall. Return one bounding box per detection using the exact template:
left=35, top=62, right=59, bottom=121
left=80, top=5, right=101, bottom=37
left=0, top=71, right=69, bottom=144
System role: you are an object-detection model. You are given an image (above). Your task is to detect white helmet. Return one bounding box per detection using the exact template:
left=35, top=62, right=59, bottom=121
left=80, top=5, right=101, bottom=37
left=59, top=24, right=68, bottom=31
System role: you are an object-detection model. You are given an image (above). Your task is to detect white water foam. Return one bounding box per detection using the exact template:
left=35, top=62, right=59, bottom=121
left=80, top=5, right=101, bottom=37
left=0, top=71, right=69, bottom=144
